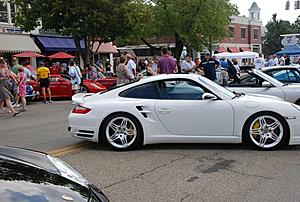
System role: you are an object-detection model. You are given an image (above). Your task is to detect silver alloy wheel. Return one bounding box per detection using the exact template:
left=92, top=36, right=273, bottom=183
left=105, top=117, right=137, bottom=149
left=249, top=115, right=283, bottom=149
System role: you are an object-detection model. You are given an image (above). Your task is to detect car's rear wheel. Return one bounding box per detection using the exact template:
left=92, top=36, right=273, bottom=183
left=295, top=99, right=300, bottom=106
left=102, top=113, right=143, bottom=151
left=244, top=112, right=289, bottom=150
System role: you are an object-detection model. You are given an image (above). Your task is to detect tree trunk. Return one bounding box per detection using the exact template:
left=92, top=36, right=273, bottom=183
left=174, top=33, right=184, bottom=73
left=141, top=37, right=161, bottom=56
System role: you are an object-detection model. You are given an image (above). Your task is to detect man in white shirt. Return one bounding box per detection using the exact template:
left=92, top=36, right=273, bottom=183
left=125, top=54, right=136, bottom=78
left=68, top=61, right=81, bottom=94
left=181, top=54, right=196, bottom=73
left=255, top=54, right=265, bottom=70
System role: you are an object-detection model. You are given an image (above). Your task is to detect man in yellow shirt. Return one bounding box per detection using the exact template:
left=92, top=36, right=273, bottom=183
left=37, top=61, right=52, bottom=103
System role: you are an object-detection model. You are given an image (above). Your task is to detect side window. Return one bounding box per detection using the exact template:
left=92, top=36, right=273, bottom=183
left=158, top=79, right=206, bottom=100
left=119, top=82, right=159, bottom=99
left=287, top=70, right=300, bottom=82
left=272, top=70, right=289, bottom=81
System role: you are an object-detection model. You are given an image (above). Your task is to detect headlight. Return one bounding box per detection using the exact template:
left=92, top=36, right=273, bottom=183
left=291, top=103, right=300, bottom=111
left=47, top=155, right=88, bottom=187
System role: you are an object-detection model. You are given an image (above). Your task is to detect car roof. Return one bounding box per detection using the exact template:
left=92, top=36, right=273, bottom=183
left=262, top=66, right=300, bottom=72
left=139, top=74, right=201, bottom=84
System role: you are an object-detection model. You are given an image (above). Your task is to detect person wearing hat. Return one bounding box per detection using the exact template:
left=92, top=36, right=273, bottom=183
left=37, top=61, right=52, bottom=103
left=181, top=54, right=196, bottom=74
left=199, top=53, right=219, bottom=81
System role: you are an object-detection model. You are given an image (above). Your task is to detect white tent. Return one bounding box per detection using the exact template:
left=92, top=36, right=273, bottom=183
left=214, top=51, right=259, bottom=59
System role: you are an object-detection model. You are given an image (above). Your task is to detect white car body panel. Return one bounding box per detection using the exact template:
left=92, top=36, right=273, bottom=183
left=228, top=70, right=300, bottom=104
left=68, top=74, right=300, bottom=147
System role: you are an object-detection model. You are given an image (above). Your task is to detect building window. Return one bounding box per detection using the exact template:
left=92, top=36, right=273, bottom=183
left=250, top=12, right=255, bottom=19
left=10, top=3, right=16, bottom=23
left=0, top=1, right=8, bottom=23
left=286, top=0, right=290, bottom=10
left=229, top=26, right=235, bottom=38
left=241, top=28, right=246, bottom=39
left=295, top=0, right=300, bottom=9
left=253, top=29, right=259, bottom=39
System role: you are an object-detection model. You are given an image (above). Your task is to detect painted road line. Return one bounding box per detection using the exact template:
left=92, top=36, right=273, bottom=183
left=47, top=142, right=91, bottom=156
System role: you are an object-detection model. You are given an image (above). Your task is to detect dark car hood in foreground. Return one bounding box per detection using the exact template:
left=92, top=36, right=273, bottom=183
left=0, top=146, right=109, bottom=202
left=0, top=156, right=90, bottom=201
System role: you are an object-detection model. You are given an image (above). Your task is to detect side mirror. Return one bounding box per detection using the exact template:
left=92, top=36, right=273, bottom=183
left=262, top=81, right=272, bottom=88
left=202, top=93, right=217, bottom=101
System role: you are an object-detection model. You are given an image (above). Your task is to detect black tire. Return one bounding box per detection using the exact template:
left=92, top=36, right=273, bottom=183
left=295, top=99, right=300, bottom=106
left=243, top=112, right=289, bottom=150
left=101, top=113, right=143, bottom=151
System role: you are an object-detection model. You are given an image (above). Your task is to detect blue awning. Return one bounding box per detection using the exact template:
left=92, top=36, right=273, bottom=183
left=37, top=36, right=85, bottom=51
left=276, top=44, right=300, bottom=56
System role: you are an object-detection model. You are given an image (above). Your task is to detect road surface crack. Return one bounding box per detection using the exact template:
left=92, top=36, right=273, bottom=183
left=102, top=154, right=189, bottom=189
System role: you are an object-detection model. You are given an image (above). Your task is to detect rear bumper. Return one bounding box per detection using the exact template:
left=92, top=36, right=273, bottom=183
left=68, top=112, right=101, bottom=143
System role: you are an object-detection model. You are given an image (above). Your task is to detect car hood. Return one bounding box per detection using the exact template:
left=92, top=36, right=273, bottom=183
left=0, top=157, right=90, bottom=202
left=246, top=93, right=284, bottom=101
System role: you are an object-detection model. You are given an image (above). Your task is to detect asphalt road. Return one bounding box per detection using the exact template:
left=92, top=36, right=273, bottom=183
left=1, top=101, right=300, bottom=202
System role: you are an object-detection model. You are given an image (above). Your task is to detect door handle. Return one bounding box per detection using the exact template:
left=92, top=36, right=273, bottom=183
left=158, top=108, right=171, bottom=114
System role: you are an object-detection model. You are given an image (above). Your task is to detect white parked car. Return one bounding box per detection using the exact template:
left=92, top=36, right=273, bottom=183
left=228, top=69, right=300, bottom=105
left=68, top=74, right=300, bottom=151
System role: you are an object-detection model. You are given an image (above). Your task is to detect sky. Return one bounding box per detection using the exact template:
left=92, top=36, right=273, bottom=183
left=230, top=0, right=300, bottom=25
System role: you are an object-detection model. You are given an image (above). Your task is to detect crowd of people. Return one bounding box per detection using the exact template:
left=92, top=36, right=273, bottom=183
left=114, top=47, right=241, bottom=87
left=1, top=47, right=299, bottom=117
left=0, top=56, right=110, bottom=117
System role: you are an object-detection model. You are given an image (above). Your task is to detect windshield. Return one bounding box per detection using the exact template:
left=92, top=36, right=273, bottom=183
left=198, top=76, right=235, bottom=99
left=254, top=70, right=284, bottom=87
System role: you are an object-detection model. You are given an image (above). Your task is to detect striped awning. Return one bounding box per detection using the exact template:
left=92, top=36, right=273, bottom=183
left=0, top=33, right=41, bottom=53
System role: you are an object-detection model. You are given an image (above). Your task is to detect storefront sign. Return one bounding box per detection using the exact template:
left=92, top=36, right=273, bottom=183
left=39, top=29, right=57, bottom=35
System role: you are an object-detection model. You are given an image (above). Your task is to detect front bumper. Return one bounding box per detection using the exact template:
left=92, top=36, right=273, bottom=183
left=288, top=114, right=300, bottom=145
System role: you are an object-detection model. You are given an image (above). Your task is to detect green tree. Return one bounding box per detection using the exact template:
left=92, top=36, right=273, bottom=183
left=117, top=0, right=237, bottom=64
left=263, top=14, right=297, bottom=56
left=292, top=15, right=300, bottom=32
left=13, top=0, right=133, bottom=63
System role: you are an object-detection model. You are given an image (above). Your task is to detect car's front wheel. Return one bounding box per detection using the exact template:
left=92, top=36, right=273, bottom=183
left=102, top=113, right=143, bottom=151
left=244, top=112, right=289, bottom=150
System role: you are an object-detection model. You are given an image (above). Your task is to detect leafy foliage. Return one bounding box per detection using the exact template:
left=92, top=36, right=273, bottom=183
left=263, top=14, right=297, bottom=56
left=116, top=0, right=237, bottom=62
left=13, top=0, right=133, bottom=62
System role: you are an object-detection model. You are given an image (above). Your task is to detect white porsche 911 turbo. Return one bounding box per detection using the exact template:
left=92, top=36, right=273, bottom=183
left=68, top=74, right=300, bottom=151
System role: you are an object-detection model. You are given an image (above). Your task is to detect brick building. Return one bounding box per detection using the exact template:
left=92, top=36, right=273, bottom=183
left=218, top=2, right=262, bottom=53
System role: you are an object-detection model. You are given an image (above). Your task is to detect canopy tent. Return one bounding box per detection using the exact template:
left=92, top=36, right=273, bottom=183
left=276, top=44, right=300, bottom=56
left=13, top=52, right=45, bottom=58
left=48, top=52, right=75, bottom=59
left=214, top=51, right=259, bottom=59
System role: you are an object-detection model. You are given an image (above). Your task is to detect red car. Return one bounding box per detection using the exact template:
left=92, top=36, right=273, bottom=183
left=28, top=74, right=107, bottom=99
left=96, top=72, right=117, bottom=89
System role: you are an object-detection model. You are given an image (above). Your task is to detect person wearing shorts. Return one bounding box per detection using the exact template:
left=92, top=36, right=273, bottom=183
left=37, top=61, right=52, bottom=103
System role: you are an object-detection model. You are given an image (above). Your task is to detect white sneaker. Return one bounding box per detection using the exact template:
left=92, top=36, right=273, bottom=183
left=13, top=104, right=21, bottom=108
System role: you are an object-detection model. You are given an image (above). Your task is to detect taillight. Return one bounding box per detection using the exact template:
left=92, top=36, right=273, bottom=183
left=72, top=105, right=91, bottom=114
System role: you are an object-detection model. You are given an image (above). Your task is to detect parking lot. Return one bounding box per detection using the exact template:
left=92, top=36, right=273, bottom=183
left=1, top=101, right=300, bottom=202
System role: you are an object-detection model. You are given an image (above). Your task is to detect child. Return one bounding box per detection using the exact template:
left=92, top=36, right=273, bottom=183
left=16, top=66, right=27, bottom=112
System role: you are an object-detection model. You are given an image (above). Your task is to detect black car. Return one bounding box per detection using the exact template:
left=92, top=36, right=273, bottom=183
left=0, top=146, right=109, bottom=202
